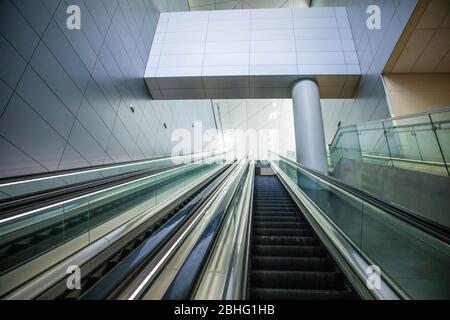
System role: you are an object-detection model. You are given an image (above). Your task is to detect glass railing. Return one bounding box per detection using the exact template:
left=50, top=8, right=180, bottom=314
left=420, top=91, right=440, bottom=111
left=0, top=151, right=218, bottom=201
left=329, top=108, right=450, bottom=176
left=0, top=153, right=232, bottom=281
left=271, top=153, right=450, bottom=300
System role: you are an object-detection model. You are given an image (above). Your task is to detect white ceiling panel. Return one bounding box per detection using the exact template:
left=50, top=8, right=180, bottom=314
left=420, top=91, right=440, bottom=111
left=188, top=0, right=310, bottom=11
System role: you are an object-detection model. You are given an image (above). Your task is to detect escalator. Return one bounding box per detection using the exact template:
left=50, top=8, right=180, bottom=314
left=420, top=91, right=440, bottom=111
left=0, top=153, right=232, bottom=299
left=0, top=164, right=217, bottom=277
left=39, top=161, right=234, bottom=300
left=0, top=176, right=179, bottom=275
left=249, top=173, right=356, bottom=300
left=49, top=182, right=211, bottom=300
left=3, top=154, right=448, bottom=300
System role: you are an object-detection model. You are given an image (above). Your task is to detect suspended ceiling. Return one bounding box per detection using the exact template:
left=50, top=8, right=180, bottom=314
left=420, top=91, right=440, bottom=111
left=188, top=0, right=310, bottom=11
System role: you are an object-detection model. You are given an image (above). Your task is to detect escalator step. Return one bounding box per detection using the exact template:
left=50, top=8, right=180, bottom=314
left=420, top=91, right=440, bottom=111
left=251, top=270, right=345, bottom=290
left=256, top=203, right=295, bottom=207
left=124, top=242, right=136, bottom=252
left=90, top=264, right=110, bottom=279
left=253, top=235, right=319, bottom=246
left=255, top=199, right=293, bottom=202
left=252, top=256, right=333, bottom=271
left=255, top=204, right=298, bottom=209
left=108, top=252, right=122, bottom=264
left=253, top=228, right=313, bottom=237
left=254, top=197, right=292, bottom=201
left=253, top=216, right=305, bottom=222
left=254, top=196, right=291, bottom=200
left=64, top=289, right=82, bottom=300
left=250, top=288, right=354, bottom=300
left=133, top=239, right=144, bottom=248
left=254, top=202, right=293, bottom=206
left=83, top=276, right=102, bottom=291
left=120, top=249, right=132, bottom=259
left=254, top=222, right=307, bottom=229
left=254, top=194, right=291, bottom=198
left=249, top=174, right=355, bottom=300
left=136, top=234, right=147, bottom=242
left=254, top=212, right=301, bottom=217
left=252, top=245, right=323, bottom=257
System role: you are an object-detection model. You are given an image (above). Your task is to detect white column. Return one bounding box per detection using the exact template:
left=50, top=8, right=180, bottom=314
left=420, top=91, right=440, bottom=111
left=292, top=79, right=328, bottom=174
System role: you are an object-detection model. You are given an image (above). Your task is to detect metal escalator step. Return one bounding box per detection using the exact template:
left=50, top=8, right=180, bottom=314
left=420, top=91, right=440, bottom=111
left=252, top=245, right=323, bottom=257
left=255, top=192, right=287, bottom=195
left=136, top=233, right=147, bottom=243
left=254, top=196, right=290, bottom=200
left=253, top=216, right=305, bottom=222
left=254, top=211, right=300, bottom=216
left=254, top=222, right=307, bottom=229
left=119, top=248, right=132, bottom=259
left=256, top=193, right=290, bottom=202
left=107, top=252, right=122, bottom=265
left=251, top=270, right=345, bottom=290
left=253, top=228, right=313, bottom=237
left=83, top=276, right=102, bottom=291
left=64, top=289, right=82, bottom=300
left=250, top=175, right=356, bottom=300
left=123, top=242, right=136, bottom=252
left=89, top=264, right=110, bottom=280
left=254, top=196, right=291, bottom=200
left=255, top=204, right=297, bottom=208
left=250, top=288, right=355, bottom=300
left=255, top=204, right=295, bottom=208
left=253, top=235, right=319, bottom=246
left=252, top=256, right=333, bottom=271
left=255, top=191, right=288, bottom=194
left=254, top=209, right=298, bottom=214
left=255, top=208, right=298, bottom=213
left=132, top=238, right=144, bottom=248
left=255, top=200, right=294, bottom=204
left=253, top=216, right=307, bottom=224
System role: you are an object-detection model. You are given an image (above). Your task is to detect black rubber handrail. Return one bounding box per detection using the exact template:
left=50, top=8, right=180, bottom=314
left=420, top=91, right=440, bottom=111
left=0, top=164, right=182, bottom=220
left=80, top=165, right=231, bottom=300
left=277, top=154, right=450, bottom=244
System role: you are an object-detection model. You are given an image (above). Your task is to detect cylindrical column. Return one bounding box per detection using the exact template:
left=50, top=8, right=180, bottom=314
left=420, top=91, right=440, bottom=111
left=292, top=79, right=328, bottom=174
